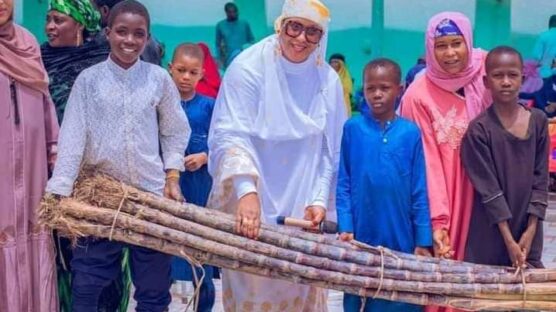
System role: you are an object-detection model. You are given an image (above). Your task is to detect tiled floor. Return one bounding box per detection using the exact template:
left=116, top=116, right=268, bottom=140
left=128, top=200, right=556, bottom=311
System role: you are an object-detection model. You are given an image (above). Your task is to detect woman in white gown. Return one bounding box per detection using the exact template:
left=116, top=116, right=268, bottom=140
left=207, top=0, right=347, bottom=311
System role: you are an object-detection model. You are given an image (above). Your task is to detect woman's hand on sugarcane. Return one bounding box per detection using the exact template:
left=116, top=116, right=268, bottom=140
left=236, top=192, right=261, bottom=239
left=339, top=232, right=354, bottom=242
left=302, top=206, right=326, bottom=233
left=164, top=170, right=184, bottom=202
left=433, top=229, right=454, bottom=259
left=304, top=205, right=326, bottom=226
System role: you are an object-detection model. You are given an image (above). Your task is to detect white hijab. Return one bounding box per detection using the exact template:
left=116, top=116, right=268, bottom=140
left=208, top=0, right=345, bottom=218
left=247, top=0, right=335, bottom=146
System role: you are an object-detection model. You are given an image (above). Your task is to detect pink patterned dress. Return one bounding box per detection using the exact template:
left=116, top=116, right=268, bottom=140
left=401, top=75, right=474, bottom=262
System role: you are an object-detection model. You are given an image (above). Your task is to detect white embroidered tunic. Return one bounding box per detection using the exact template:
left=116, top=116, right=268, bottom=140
left=47, top=57, right=191, bottom=196
left=207, top=34, right=346, bottom=312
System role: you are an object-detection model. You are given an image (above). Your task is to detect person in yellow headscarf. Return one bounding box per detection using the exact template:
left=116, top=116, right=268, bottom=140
left=208, top=0, right=347, bottom=311
left=329, top=53, right=353, bottom=115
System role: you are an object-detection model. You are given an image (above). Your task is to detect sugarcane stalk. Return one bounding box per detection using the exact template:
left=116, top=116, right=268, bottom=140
left=53, top=199, right=556, bottom=300
left=74, top=171, right=507, bottom=273
left=72, top=175, right=549, bottom=279
left=106, top=199, right=554, bottom=285
left=44, top=212, right=556, bottom=312
left=120, top=200, right=488, bottom=284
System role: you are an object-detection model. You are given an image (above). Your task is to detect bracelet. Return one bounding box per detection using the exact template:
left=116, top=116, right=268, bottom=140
left=166, top=171, right=180, bottom=180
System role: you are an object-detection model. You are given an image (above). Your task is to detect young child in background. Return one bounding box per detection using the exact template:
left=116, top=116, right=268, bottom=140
left=336, top=58, right=432, bottom=312
left=169, top=43, right=216, bottom=312
left=462, top=46, right=548, bottom=269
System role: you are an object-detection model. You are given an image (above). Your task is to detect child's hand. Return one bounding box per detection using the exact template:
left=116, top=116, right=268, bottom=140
left=518, top=227, right=536, bottom=261
left=164, top=171, right=184, bottom=202
left=506, top=239, right=526, bottom=268
left=184, top=153, right=208, bottom=172
left=433, top=229, right=454, bottom=259
left=414, top=247, right=432, bottom=257
left=47, top=146, right=57, bottom=174
left=339, top=232, right=354, bottom=242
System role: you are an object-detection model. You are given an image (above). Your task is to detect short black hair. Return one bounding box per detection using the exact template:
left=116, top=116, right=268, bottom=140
left=363, top=58, right=402, bottom=84
left=550, top=14, right=556, bottom=28
left=224, top=2, right=237, bottom=11
left=485, top=45, right=523, bottom=73
left=172, top=43, right=205, bottom=63
left=329, top=53, right=345, bottom=63
left=107, top=0, right=150, bottom=31
left=94, top=0, right=123, bottom=9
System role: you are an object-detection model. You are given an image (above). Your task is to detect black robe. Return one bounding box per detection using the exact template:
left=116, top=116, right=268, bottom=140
left=461, top=106, right=549, bottom=268
left=41, top=40, right=110, bottom=123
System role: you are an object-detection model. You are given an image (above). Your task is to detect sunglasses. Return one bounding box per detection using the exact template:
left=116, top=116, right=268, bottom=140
left=283, top=20, right=323, bottom=44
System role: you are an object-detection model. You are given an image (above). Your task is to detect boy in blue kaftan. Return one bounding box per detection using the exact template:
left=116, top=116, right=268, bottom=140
left=337, top=58, right=433, bottom=312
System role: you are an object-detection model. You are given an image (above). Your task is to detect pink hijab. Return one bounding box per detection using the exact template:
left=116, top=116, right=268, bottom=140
left=425, top=12, right=490, bottom=119
left=0, top=19, right=49, bottom=95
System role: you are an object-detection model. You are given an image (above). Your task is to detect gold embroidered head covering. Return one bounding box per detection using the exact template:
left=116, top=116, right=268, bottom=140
left=275, top=0, right=330, bottom=32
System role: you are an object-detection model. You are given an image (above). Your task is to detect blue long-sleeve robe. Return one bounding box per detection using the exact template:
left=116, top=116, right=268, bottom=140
left=336, top=114, right=432, bottom=312
left=178, top=94, right=215, bottom=207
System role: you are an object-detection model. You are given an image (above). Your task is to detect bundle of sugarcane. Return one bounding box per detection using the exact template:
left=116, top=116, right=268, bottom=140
left=39, top=170, right=556, bottom=311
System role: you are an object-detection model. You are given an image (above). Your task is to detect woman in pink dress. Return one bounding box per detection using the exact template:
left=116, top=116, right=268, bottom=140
left=0, top=0, right=59, bottom=311
left=400, top=12, right=491, bottom=312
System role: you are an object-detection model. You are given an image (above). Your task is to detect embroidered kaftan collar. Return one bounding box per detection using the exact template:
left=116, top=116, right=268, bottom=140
left=106, top=55, right=142, bottom=78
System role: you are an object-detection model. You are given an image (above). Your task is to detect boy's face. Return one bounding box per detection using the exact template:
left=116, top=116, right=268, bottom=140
left=169, top=54, right=204, bottom=96
left=364, top=66, right=402, bottom=120
left=483, top=53, right=523, bottom=105
left=106, top=12, right=149, bottom=69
